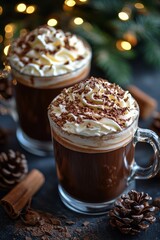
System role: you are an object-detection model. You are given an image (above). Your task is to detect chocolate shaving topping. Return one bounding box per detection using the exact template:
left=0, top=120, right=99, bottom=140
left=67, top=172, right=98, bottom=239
left=8, top=25, right=86, bottom=71
left=49, top=77, right=135, bottom=130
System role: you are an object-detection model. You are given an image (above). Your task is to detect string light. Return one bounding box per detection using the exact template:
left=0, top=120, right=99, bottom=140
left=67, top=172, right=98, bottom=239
left=118, top=6, right=131, bottom=21
left=121, top=41, right=132, bottom=50
left=123, top=32, right=137, bottom=46
left=4, top=45, right=10, bottom=56
left=118, top=12, right=129, bottom=21
left=78, top=0, right=87, bottom=2
left=73, top=17, right=84, bottom=25
left=16, top=3, right=27, bottom=12
left=64, top=0, right=76, bottom=7
left=47, top=18, right=58, bottom=27
left=5, top=24, right=15, bottom=33
left=116, top=40, right=132, bottom=51
left=5, top=32, right=13, bottom=39
left=0, top=6, right=3, bottom=15
left=135, top=3, right=144, bottom=9
left=26, top=5, right=36, bottom=14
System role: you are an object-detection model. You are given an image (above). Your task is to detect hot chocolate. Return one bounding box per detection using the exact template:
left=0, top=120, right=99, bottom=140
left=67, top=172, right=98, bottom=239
left=48, top=77, right=137, bottom=209
left=8, top=25, right=91, bottom=155
left=53, top=139, right=134, bottom=203
left=48, top=77, right=160, bottom=214
left=15, top=82, right=64, bottom=141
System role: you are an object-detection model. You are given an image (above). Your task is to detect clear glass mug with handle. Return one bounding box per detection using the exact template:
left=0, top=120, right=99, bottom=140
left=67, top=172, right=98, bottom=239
left=7, top=25, right=92, bottom=156
left=48, top=77, right=160, bottom=215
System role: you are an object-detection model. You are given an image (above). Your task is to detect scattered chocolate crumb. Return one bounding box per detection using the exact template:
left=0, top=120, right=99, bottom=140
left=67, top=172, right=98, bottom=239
left=39, top=218, right=46, bottom=226
left=65, top=231, right=71, bottom=238
left=31, top=228, right=44, bottom=237
left=65, top=220, right=75, bottom=225
left=25, top=237, right=32, bottom=240
left=75, top=227, right=82, bottom=233
left=41, top=236, right=50, bottom=240
left=49, top=218, right=61, bottom=226
left=21, top=209, right=41, bottom=226
left=14, top=208, right=101, bottom=239
left=82, top=221, right=90, bottom=227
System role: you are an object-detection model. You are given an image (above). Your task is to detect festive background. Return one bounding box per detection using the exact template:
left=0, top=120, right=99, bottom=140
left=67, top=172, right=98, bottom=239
left=0, top=0, right=160, bottom=86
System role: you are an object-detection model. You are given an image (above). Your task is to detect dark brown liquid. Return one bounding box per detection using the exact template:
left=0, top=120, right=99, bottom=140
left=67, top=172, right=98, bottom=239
left=53, top=139, right=134, bottom=203
left=15, top=82, right=65, bottom=141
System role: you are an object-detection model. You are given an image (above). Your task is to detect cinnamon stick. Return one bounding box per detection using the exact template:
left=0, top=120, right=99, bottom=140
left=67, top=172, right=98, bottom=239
left=0, top=169, right=45, bottom=219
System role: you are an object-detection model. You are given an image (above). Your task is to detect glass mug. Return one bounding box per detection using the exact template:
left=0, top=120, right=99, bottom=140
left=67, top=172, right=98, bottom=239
left=10, top=47, right=91, bottom=156
left=48, top=106, right=160, bottom=215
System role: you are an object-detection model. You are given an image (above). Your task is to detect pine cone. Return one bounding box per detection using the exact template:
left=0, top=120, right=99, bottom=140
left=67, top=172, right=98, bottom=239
left=0, top=149, right=28, bottom=189
left=109, top=190, right=156, bottom=235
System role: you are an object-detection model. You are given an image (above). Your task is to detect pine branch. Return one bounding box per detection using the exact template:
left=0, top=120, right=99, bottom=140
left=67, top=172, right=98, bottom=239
left=143, top=40, right=160, bottom=67
left=94, top=48, right=132, bottom=86
left=74, top=24, right=112, bottom=46
left=112, top=14, right=160, bottom=40
left=87, top=0, right=123, bottom=13
left=70, top=0, right=160, bottom=85
left=134, top=15, right=160, bottom=40
left=74, top=24, right=135, bottom=86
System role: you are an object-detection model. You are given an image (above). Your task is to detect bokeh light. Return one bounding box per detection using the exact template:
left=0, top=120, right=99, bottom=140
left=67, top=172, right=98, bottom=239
left=116, top=40, right=132, bottom=51
left=4, top=45, right=10, bottom=56
left=0, top=35, right=3, bottom=43
left=47, top=18, right=58, bottom=27
left=26, top=5, right=36, bottom=14
left=123, top=32, right=137, bottom=46
left=0, top=6, right=3, bottom=15
left=65, top=0, right=76, bottom=7
left=118, top=12, right=129, bottom=21
left=73, top=17, right=84, bottom=25
left=5, top=32, right=13, bottom=39
left=121, top=41, right=132, bottom=50
left=5, top=24, right=15, bottom=33
left=16, top=3, right=27, bottom=12
left=135, top=3, right=145, bottom=9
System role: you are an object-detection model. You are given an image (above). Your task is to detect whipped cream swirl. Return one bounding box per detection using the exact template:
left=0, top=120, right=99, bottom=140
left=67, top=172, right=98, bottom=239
left=48, top=77, right=139, bottom=136
left=8, top=25, right=91, bottom=77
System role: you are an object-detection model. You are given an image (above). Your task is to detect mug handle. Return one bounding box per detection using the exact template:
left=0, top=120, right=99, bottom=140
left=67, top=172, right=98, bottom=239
left=131, top=127, right=160, bottom=179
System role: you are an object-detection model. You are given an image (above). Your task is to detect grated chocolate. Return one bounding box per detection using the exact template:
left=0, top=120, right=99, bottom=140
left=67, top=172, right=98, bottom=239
left=48, top=77, right=137, bottom=133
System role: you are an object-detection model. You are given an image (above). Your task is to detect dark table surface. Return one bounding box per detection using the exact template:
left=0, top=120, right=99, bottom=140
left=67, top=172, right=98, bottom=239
left=1, top=64, right=160, bottom=240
